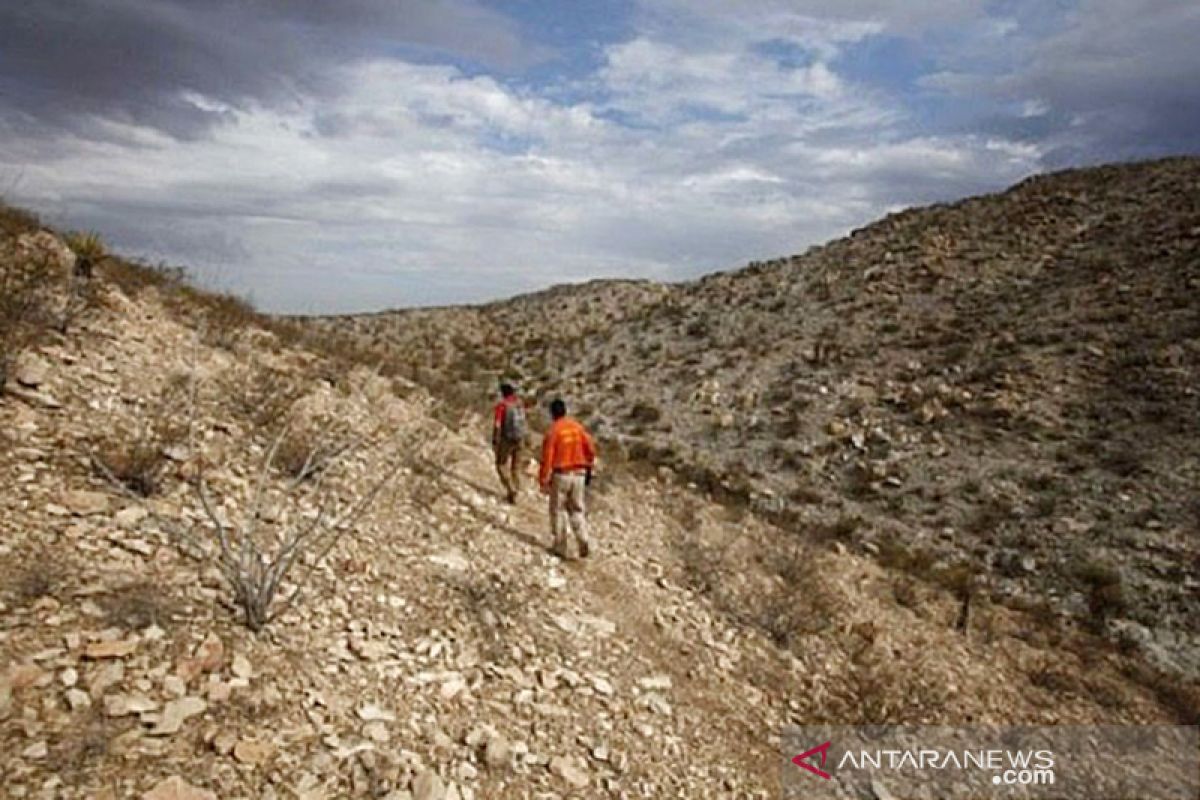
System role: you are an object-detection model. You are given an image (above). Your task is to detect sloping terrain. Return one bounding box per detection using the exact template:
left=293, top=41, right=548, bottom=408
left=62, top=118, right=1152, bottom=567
left=1, top=189, right=1196, bottom=799
left=317, top=157, right=1200, bottom=684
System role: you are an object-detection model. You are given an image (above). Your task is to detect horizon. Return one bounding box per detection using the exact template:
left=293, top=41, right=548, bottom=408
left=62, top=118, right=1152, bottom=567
left=2, top=1, right=1198, bottom=314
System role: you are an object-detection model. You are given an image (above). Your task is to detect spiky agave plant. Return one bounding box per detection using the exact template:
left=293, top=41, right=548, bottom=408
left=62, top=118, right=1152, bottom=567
left=64, top=230, right=106, bottom=277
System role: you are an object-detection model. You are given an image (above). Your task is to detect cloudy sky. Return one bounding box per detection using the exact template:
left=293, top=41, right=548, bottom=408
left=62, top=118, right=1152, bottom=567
left=1, top=1, right=1197, bottom=312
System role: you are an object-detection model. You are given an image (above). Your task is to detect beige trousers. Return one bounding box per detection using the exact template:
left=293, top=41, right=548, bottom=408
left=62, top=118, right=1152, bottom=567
left=549, top=472, right=589, bottom=554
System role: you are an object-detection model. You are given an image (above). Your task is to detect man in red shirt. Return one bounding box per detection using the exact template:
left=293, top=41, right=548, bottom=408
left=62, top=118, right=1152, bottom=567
left=492, top=382, right=526, bottom=504
left=539, top=398, right=596, bottom=559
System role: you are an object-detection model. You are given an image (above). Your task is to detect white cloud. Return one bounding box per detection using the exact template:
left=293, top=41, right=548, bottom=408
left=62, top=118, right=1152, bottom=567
left=2, top=4, right=1055, bottom=312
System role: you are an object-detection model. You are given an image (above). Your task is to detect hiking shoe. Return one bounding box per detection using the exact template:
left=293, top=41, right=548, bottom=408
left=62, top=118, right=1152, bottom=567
left=505, top=490, right=517, bottom=505
left=578, top=539, right=590, bottom=558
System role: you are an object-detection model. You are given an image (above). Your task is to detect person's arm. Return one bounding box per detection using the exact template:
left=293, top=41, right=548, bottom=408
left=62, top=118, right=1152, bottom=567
left=583, top=429, right=596, bottom=467
left=539, top=428, right=556, bottom=489
left=582, top=429, right=597, bottom=485
left=492, top=402, right=503, bottom=446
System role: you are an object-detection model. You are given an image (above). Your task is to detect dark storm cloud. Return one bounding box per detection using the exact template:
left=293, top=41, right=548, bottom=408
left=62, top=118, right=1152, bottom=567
left=1009, top=0, right=1200, bottom=163
left=0, top=0, right=537, bottom=139
left=935, top=0, right=1200, bottom=165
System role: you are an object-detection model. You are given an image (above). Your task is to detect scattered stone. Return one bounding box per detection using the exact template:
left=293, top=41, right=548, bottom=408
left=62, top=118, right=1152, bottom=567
left=22, top=741, right=48, bottom=760
left=483, top=735, right=511, bottom=769
left=349, top=638, right=391, bottom=661
left=439, top=674, right=467, bottom=700
left=142, top=775, right=218, bottom=800
left=549, top=755, right=589, bottom=788
left=411, top=769, right=446, bottom=800
left=85, top=638, right=138, bottom=660
left=591, top=676, right=614, bottom=696
left=357, top=703, right=395, bottom=722
left=233, top=738, right=275, bottom=766
left=427, top=551, right=469, bottom=572
left=151, top=696, right=207, bottom=735
left=212, top=730, right=238, bottom=756
left=105, top=694, right=159, bottom=718
left=66, top=688, right=92, bottom=710
left=163, top=675, right=187, bottom=698
left=13, top=352, right=50, bottom=388
left=114, top=506, right=148, bottom=529
left=61, top=490, right=111, bottom=517
left=230, top=654, right=253, bottom=680
left=639, top=692, right=672, bottom=716
left=89, top=661, right=125, bottom=698
left=363, top=721, right=390, bottom=743
left=638, top=674, right=673, bottom=691
left=872, top=778, right=898, bottom=800
left=7, top=663, right=49, bottom=691
left=177, top=633, right=224, bottom=681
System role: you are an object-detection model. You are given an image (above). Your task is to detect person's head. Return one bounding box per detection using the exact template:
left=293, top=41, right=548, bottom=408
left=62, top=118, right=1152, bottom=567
left=499, top=382, right=515, bottom=398
left=549, top=398, right=567, bottom=420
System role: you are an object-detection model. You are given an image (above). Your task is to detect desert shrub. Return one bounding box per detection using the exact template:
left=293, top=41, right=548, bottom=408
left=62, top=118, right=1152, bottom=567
left=1074, top=559, right=1126, bottom=630
left=101, top=581, right=175, bottom=629
left=165, top=284, right=261, bottom=350
left=272, top=419, right=358, bottom=483
left=90, top=386, right=189, bottom=497
left=0, top=237, right=58, bottom=390
left=450, top=571, right=522, bottom=663
left=227, top=363, right=306, bottom=429
left=92, top=437, right=170, bottom=497
left=0, top=202, right=40, bottom=236
left=63, top=231, right=105, bottom=278
left=1121, top=661, right=1200, bottom=725
left=966, top=495, right=1014, bottom=533
left=876, top=535, right=937, bottom=576
left=677, top=537, right=724, bottom=597
left=807, top=514, right=860, bottom=543
left=101, top=256, right=179, bottom=297
left=56, top=716, right=113, bottom=776
left=10, top=556, right=63, bottom=603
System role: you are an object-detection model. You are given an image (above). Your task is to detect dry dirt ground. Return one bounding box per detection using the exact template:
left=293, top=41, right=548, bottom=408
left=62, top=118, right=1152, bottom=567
left=1, top=229, right=1193, bottom=799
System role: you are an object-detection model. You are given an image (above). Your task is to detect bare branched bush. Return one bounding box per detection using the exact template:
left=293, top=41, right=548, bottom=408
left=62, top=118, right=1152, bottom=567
left=98, top=409, right=430, bottom=631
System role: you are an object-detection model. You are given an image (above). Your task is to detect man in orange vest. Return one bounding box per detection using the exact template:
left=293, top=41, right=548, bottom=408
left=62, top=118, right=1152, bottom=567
left=539, top=398, right=597, bottom=559
left=492, top=382, right=527, bottom=504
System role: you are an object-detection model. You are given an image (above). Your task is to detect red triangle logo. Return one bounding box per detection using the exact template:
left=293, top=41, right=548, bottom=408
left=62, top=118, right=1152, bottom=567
left=792, top=740, right=833, bottom=780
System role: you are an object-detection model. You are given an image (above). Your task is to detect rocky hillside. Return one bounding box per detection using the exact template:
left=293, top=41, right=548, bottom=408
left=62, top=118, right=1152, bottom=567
left=316, top=157, right=1200, bottom=683
left=1, top=160, right=1197, bottom=799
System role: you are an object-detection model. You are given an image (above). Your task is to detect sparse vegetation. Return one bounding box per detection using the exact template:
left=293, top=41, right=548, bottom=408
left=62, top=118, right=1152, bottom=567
left=0, top=236, right=57, bottom=391
left=10, top=554, right=63, bottom=604
left=63, top=230, right=106, bottom=278
left=101, top=581, right=174, bottom=630
left=1075, top=558, right=1127, bottom=631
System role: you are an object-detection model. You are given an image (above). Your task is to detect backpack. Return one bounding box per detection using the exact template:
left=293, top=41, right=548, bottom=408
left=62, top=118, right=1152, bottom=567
left=501, top=399, right=527, bottom=443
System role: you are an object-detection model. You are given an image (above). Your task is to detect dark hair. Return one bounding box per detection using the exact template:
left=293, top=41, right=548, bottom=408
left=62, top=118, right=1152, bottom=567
left=499, top=382, right=515, bottom=397
left=549, top=398, right=567, bottom=419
